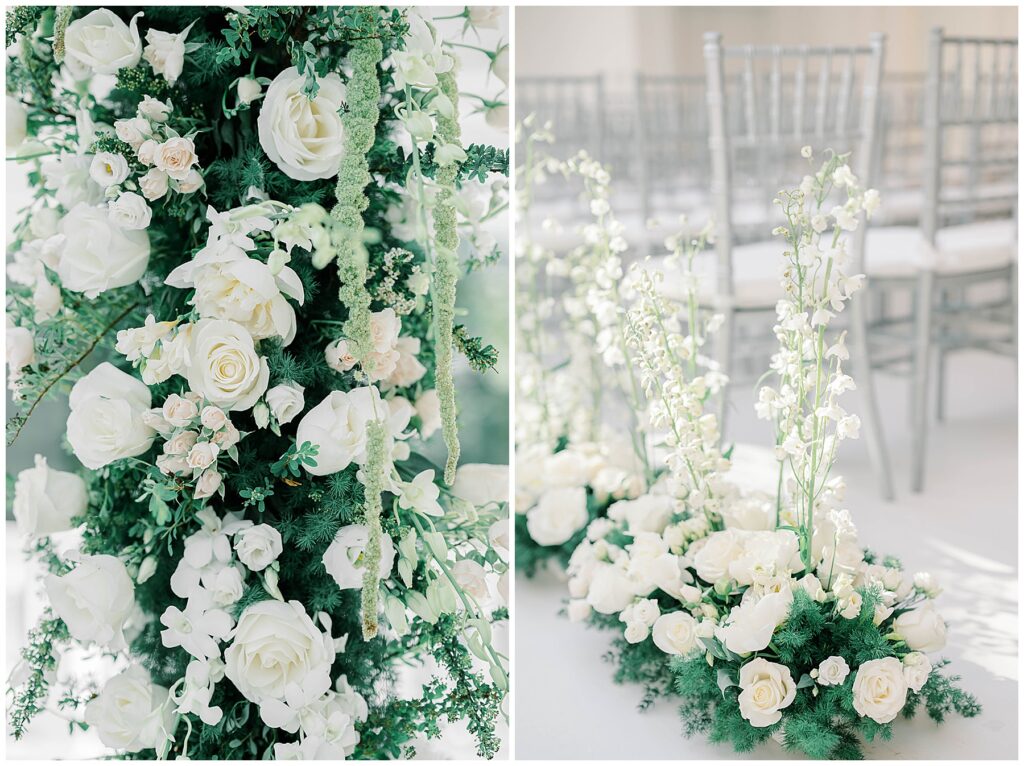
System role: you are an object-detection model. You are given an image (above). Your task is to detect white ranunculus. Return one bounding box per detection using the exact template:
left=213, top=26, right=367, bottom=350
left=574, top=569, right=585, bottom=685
left=586, top=564, right=636, bottom=615
left=452, top=463, right=509, bottom=506
left=322, top=524, right=396, bottom=590
left=7, top=95, right=27, bottom=148
left=295, top=386, right=390, bottom=475
left=607, top=494, right=673, bottom=534
left=257, top=67, right=346, bottom=181
left=63, top=9, right=142, bottom=79
left=716, top=590, right=793, bottom=655
left=84, top=665, right=175, bottom=753
left=140, top=168, right=169, bottom=200
left=57, top=203, right=150, bottom=297
left=109, top=191, right=153, bottom=230
left=224, top=600, right=334, bottom=704
left=414, top=389, right=441, bottom=438
left=893, top=604, right=947, bottom=653
left=67, top=362, right=156, bottom=469
left=526, top=486, right=589, bottom=546
left=46, top=553, right=135, bottom=649
left=142, top=21, right=195, bottom=84
left=185, top=318, right=269, bottom=412
left=237, top=76, right=263, bottom=104
left=737, top=657, right=797, bottom=727
left=265, top=382, right=305, bottom=425
left=233, top=523, right=283, bottom=571
left=90, top=152, right=130, bottom=188
left=41, top=154, right=105, bottom=208
left=652, top=611, right=701, bottom=656
left=852, top=657, right=908, bottom=724
left=154, top=136, right=199, bottom=181
left=902, top=652, right=932, bottom=693
left=13, top=455, right=88, bottom=537
left=815, top=656, right=851, bottom=686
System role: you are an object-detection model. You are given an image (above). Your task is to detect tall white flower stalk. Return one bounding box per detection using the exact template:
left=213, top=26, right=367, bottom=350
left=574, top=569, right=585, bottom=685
left=757, top=149, right=877, bottom=572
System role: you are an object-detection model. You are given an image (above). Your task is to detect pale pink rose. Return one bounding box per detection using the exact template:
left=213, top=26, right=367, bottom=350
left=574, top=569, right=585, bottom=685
left=194, top=469, right=222, bottom=500
left=137, top=139, right=158, bottom=165
left=325, top=339, right=357, bottom=373
left=164, top=430, right=198, bottom=455
left=156, top=453, right=189, bottom=475
left=162, top=393, right=198, bottom=427
left=154, top=137, right=198, bottom=181
left=139, top=168, right=169, bottom=200
left=186, top=441, right=219, bottom=470
left=211, top=422, right=240, bottom=450
left=200, top=406, right=228, bottom=431
left=177, top=169, right=203, bottom=194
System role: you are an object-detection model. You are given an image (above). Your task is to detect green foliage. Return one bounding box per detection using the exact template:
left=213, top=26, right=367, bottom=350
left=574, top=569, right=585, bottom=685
left=8, top=613, right=69, bottom=739
left=453, top=324, right=499, bottom=373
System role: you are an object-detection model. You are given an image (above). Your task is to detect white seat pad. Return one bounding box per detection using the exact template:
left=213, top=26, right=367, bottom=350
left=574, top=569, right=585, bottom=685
left=866, top=218, right=1017, bottom=278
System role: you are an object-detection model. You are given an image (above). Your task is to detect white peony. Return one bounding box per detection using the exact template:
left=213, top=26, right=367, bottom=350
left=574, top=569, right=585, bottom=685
left=452, top=463, right=509, bottom=506
left=902, top=652, right=932, bottom=693
left=892, top=604, right=947, bottom=653
left=185, top=318, right=270, bottom=412
left=265, top=381, right=305, bottom=425
left=233, top=523, right=283, bottom=571
left=108, top=191, right=153, bottom=230
left=257, top=67, right=346, bottom=181
left=45, top=554, right=135, bottom=649
left=652, top=611, right=701, bottom=656
left=737, top=657, right=797, bottom=727
left=66, top=362, right=156, bottom=469
left=142, top=21, right=196, bottom=84
left=852, top=657, right=908, bottom=723
left=63, top=9, right=142, bottom=79
left=13, top=455, right=88, bottom=537
left=715, top=589, right=793, bottom=655
left=84, top=665, right=175, bottom=753
left=57, top=203, right=150, bottom=297
left=815, top=655, right=851, bottom=686
left=295, top=386, right=391, bottom=475
left=526, top=486, right=589, bottom=546
left=322, top=524, right=396, bottom=590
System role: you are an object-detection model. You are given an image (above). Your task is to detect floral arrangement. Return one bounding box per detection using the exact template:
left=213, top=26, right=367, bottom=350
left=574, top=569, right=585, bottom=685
left=6, top=5, right=509, bottom=760
left=556, top=148, right=980, bottom=757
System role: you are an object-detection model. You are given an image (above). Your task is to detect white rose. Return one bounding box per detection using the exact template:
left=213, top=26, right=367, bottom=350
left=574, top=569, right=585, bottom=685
left=84, top=665, right=175, bottom=753
left=115, top=117, right=149, bottom=149
left=567, top=599, right=592, bottom=623
left=452, top=463, right=509, bottom=506
left=852, top=657, right=908, bottom=723
left=139, top=168, right=169, bottom=200
left=185, top=318, right=270, bottom=412
left=200, top=405, right=228, bottom=431
left=322, top=524, right=396, bottom=590
left=385, top=336, right=427, bottom=388
left=815, top=655, right=851, bottom=686
left=415, top=389, right=441, bottom=438
left=586, top=564, right=636, bottom=615
left=154, top=136, right=198, bottom=181
left=624, top=621, right=649, bottom=644
left=652, top=611, right=701, bottom=656
left=727, top=530, right=800, bottom=587
left=207, top=565, right=244, bottom=606
left=46, top=553, right=135, bottom=649
left=693, top=528, right=746, bottom=584
left=224, top=600, right=334, bottom=703
left=7, top=95, right=27, bottom=148
left=526, top=486, right=589, bottom=546
left=177, top=168, right=204, bottom=194
left=737, top=658, right=797, bottom=727
left=257, top=67, right=346, bottom=181
left=893, top=604, right=947, bottom=653
left=325, top=338, right=358, bottom=373
left=451, top=559, right=488, bottom=601
left=138, top=95, right=171, bottom=122
left=164, top=430, right=198, bottom=456
left=186, top=441, right=219, bottom=470
left=295, top=386, right=390, bottom=475
left=488, top=518, right=510, bottom=561
left=233, top=524, right=283, bottom=571
left=142, top=21, right=195, bottom=84
left=607, top=494, right=673, bottom=534
left=716, top=590, right=793, bottom=655
left=162, top=392, right=198, bottom=426
left=13, top=455, right=88, bottom=537
left=63, top=9, right=142, bottom=79
left=7, top=325, right=35, bottom=378
left=67, top=362, right=156, bottom=469
left=265, top=382, right=305, bottom=425
left=90, top=152, right=130, bottom=188
left=902, top=652, right=932, bottom=693
left=57, top=204, right=150, bottom=297
left=237, top=76, right=263, bottom=105
left=194, top=469, right=222, bottom=500
left=109, top=191, right=152, bottom=230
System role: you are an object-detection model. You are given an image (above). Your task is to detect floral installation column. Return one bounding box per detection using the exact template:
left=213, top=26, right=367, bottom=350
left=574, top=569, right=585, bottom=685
left=6, top=5, right=509, bottom=760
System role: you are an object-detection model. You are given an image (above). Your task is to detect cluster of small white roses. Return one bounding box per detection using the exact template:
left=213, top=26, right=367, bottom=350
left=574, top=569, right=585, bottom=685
left=326, top=307, right=428, bottom=390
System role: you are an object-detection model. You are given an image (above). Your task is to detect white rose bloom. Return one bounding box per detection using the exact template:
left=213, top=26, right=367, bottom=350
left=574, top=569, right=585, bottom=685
left=7, top=95, right=27, bottom=148
left=233, top=523, right=283, bottom=571
left=265, top=382, right=305, bottom=425
left=902, top=652, right=932, bottom=693
left=652, top=611, right=701, bottom=656
left=140, top=168, right=170, bottom=200
left=45, top=554, right=135, bottom=649
left=7, top=325, right=35, bottom=381
left=414, top=389, right=441, bottom=439
left=586, top=564, right=636, bottom=615
left=852, top=657, right=908, bottom=724
left=115, top=116, right=149, bottom=149
left=692, top=528, right=746, bottom=584
left=138, top=95, right=171, bottom=122
left=194, top=469, right=222, bottom=500
left=893, top=604, right=947, bottom=653
left=715, top=589, right=793, bottom=655
left=84, top=665, right=175, bottom=753
left=624, top=621, right=649, bottom=644
left=207, top=565, right=244, bottom=606
left=90, top=152, right=130, bottom=189
left=257, top=67, right=347, bottom=181
left=41, top=154, right=105, bottom=208
left=13, top=455, right=88, bottom=537
left=224, top=600, right=334, bottom=704
left=385, top=336, right=427, bottom=388
left=295, top=386, right=391, bottom=475
left=452, top=463, right=509, bottom=506
left=737, top=657, right=797, bottom=727
left=178, top=168, right=204, bottom=193
left=63, top=9, right=142, bottom=79
left=67, top=362, right=156, bottom=469
left=325, top=338, right=357, bottom=373
left=57, top=204, right=150, bottom=297
left=237, top=76, right=263, bottom=105
left=322, top=524, right=396, bottom=590
left=109, top=191, right=152, bottom=230
left=451, top=559, right=489, bottom=601
left=526, top=486, right=589, bottom=546
left=142, top=21, right=196, bottom=84
left=607, top=494, right=673, bottom=534
left=185, top=318, right=270, bottom=412
left=154, top=136, right=199, bottom=181
left=567, top=599, right=592, bottom=622
left=488, top=518, right=510, bottom=561
left=815, top=656, right=851, bottom=686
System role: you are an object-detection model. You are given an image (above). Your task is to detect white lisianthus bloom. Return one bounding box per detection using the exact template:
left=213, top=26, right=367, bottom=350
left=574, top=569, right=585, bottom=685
left=90, top=152, right=130, bottom=189
left=142, top=21, right=196, bottom=84
left=322, top=524, right=396, bottom=590
left=139, top=168, right=170, bottom=200
left=452, top=463, right=509, bottom=506
left=63, top=9, right=142, bottom=79
left=257, top=67, right=346, bottom=181
left=414, top=389, right=441, bottom=438
left=526, top=486, right=589, bottom=546
left=57, top=204, right=150, bottom=297
left=392, top=13, right=454, bottom=89
left=902, top=652, right=932, bottom=692
left=45, top=554, right=135, bottom=649
left=265, top=381, right=305, bottom=425
left=185, top=318, right=270, bottom=412
left=154, top=137, right=199, bottom=181
left=224, top=600, right=335, bottom=704
left=737, top=657, right=797, bottom=727
left=652, top=611, right=701, bottom=656
left=13, top=455, right=88, bottom=537
left=715, top=589, right=793, bottom=655
left=67, top=362, right=156, bottom=469
left=295, top=386, right=392, bottom=475
left=233, top=524, right=283, bottom=572
left=84, top=665, right=175, bottom=753
left=814, top=656, right=851, bottom=686
left=109, top=191, right=153, bottom=230
left=237, top=76, right=263, bottom=105
left=852, top=657, right=908, bottom=723
left=892, top=604, right=947, bottom=653
left=7, top=95, right=27, bottom=148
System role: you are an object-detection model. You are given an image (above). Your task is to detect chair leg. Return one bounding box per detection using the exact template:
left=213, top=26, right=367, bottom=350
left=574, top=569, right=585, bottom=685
left=911, top=272, right=935, bottom=493
left=850, top=287, right=895, bottom=501
left=715, top=307, right=734, bottom=439
left=935, top=347, right=947, bottom=422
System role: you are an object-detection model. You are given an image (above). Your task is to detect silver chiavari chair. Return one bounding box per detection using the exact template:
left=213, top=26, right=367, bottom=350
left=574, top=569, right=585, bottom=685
left=872, top=72, right=928, bottom=226
left=864, top=28, right=1018, bottom=492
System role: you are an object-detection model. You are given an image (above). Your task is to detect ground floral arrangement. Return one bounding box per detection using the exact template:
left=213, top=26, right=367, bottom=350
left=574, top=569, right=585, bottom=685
left=6, top=5, right=510, bottom=760
left=517, top=125, right=979, bottom=757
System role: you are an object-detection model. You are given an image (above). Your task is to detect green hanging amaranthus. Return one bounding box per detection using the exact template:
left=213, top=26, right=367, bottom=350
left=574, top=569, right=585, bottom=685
left=432, top=69, right=463, bottom=485
left=359, top=419, right=389, bottom=640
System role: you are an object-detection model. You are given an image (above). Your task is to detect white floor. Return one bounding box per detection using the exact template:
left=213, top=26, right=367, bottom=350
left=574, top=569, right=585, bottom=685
left=514, top=349, right=1018, bottom=759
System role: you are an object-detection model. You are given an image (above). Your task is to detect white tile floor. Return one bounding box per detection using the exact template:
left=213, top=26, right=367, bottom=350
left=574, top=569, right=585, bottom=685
left=515, top=349, right=1018, bottom=759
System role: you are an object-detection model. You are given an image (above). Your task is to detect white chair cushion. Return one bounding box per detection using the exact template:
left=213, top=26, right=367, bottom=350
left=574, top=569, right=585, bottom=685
left=866, top=218, right=1017, bottom=278
left=647, top=240, right=785, bottom=309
